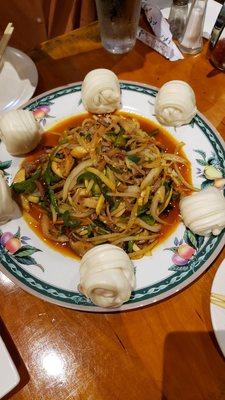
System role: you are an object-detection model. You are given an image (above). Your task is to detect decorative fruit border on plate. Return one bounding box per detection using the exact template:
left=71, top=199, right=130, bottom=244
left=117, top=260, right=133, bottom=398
left=0, top=228, right=224, bottom=306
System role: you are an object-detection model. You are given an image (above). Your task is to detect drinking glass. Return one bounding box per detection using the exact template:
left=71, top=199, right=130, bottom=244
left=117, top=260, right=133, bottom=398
left=95, top=0, right=142, bottom=54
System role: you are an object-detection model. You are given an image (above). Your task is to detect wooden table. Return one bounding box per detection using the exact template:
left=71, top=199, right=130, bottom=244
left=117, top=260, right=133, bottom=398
left=1, top=23, right=225, bottom=400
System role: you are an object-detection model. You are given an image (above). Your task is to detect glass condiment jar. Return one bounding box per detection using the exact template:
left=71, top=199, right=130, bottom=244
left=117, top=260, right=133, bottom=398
left=178, top=0, right=208, bottom=54
left=168, top=0, right=189, bottom=40
left=208, top=3, right=225, bottom=71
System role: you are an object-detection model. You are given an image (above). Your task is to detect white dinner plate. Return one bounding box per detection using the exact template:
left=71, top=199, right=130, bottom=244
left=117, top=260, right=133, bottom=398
left=0, top=335, right=20, bottom=398
left=210, top=260, right=225, bottom=357
left=0, top=81, right=224, bottom=312
left=0, top=46, right=38, bottom=115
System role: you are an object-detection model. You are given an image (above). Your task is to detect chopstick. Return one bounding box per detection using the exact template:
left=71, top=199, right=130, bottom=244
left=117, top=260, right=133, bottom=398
left=0, top=22, right=14, bottom=59
left=211, top=293, right=225, bottom=309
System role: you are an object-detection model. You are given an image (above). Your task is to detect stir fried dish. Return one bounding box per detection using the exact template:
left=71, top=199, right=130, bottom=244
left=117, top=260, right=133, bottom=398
left=12, top=113, right=194, bottom=259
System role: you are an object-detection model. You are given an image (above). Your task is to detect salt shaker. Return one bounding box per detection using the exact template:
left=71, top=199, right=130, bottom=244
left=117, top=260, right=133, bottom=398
left=208, top=3, right=225, bottom=71
left=168, top=0, right=189, bottom=40
left=178, top=0, right=208, bottom=54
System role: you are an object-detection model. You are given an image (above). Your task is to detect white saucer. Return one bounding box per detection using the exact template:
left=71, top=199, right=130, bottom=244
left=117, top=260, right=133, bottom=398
left=210, top=259, right=225, bottom=357
left=0, top=335, right=20, bottom=398
left=0, top=46, right=38, bottom=115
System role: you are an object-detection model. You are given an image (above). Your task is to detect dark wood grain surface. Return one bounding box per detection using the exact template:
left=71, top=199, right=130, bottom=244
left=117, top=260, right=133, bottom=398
left=0, top=25, right=225, bottom=400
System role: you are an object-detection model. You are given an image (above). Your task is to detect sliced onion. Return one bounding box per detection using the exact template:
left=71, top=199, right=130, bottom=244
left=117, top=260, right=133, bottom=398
left=62, top=159, right=93, bottom=200
left=108, top=192, right=138, bottom=197
left=150, top=186, right=168, bottom=224
left=112, top=234, right=159, bottom=245
left=71, top=210, right=93, bottom=218
left=136, top=218, right=162, bottom=232
left=129, top=240, right=158, bottom=259
left=174, top=163, right=198, bottom=191
left=140, top=167, right=162, bottom=190
left=163, top=154, right=187, bottom=163
left=126, top=185, right=139, bottom=194
left=126, top=201, right=139, bottom=230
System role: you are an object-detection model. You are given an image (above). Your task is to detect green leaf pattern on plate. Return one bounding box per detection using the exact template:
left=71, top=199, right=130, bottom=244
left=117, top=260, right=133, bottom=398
left=195, top=147, right=224, bottom=189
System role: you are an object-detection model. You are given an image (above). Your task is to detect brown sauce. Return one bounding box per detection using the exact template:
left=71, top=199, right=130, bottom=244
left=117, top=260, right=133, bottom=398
left=23, top=111, right=192, bottom=259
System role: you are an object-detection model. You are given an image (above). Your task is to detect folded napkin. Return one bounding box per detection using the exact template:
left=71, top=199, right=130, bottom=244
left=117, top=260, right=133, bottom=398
left=137, top=0, right=183, bottom=61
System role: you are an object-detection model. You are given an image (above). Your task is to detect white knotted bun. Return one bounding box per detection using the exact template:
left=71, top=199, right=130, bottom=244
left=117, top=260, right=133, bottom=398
left=155, top=80, right=197, bottom=127
left=0, top=110, right=41, bottom=155
left=79, top=244, right=135, bottom=308
left=180, top=187, right=225, bottom=236
left=81, top=69, right=120, bottom=114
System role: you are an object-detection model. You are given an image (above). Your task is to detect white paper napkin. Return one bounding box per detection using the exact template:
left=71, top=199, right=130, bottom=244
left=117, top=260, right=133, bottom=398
left=137, top=0, right=183, bottom=61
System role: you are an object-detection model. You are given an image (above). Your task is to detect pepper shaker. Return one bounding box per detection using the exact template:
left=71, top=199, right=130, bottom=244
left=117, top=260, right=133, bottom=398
left=168, top=0, right=189, bottom=40
left=178, top=0, right=208, bottom=54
